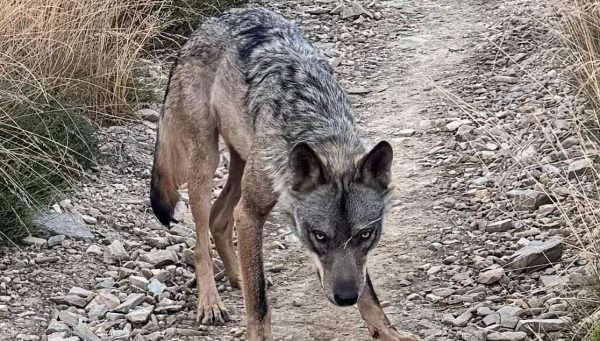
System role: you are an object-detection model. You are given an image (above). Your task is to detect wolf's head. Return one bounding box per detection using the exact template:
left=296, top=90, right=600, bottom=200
left=287, top=140, right=392, bottom=306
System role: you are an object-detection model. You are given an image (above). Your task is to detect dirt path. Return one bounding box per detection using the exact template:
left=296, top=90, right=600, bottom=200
left=1, top=0, right=588, bottom=340
left=260, top=0, right=482, bottom=339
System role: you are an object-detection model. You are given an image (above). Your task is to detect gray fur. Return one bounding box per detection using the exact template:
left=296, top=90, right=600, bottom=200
left=152, top=7, right=406, bottom=334
left=171, top=6, right=391, bottom=304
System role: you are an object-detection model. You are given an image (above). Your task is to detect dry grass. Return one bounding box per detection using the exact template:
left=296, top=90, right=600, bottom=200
left=562, top=1, right=600, bottom=113
left=0, top=0, right=247, bottom=245
left=547, top=0, right=600, bottom=339
left=0, top=0, right=164, bottom=117
left=0, top=0, right=165, bottom=244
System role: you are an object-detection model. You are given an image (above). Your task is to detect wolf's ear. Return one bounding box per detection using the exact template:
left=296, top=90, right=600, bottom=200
left=290, top=142, right=328, bottom=192
left=358, top=141, right=393, bottom=191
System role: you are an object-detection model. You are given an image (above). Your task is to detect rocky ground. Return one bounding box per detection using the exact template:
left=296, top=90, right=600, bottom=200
left=1, top=0, right=598, bottom=340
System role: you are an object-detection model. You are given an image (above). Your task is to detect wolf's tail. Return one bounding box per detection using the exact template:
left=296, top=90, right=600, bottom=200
left=150, top=73, right=186, bottom=227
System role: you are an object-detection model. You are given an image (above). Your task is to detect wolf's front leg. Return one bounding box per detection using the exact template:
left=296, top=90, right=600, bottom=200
left=234, top=166, right=277, bottom=341
left=358, top=273, right=420, bottom=341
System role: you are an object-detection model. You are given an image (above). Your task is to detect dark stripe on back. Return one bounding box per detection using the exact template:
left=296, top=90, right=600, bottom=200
left=237, top=24, right=273, bottom=62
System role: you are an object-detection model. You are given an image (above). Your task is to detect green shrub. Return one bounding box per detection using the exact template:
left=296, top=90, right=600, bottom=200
left=0, top=86, right=97, bottom=245
left=591, top=320, right=600, bottom=341
left=159, top=0, right=248, bottom=46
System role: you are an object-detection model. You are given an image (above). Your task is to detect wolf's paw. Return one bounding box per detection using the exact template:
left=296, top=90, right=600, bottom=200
left=369, top=325, right=420, bottom=341
left=197, top=290, right=229, bottom=325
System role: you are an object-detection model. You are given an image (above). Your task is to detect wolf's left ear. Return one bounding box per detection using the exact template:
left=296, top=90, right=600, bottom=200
left=358, top=141, right=393, bottom=191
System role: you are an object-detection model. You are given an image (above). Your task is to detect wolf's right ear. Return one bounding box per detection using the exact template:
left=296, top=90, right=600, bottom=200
left=289, top=142, right=328, bottom=192
left=357, top=141, right=393, bottom=191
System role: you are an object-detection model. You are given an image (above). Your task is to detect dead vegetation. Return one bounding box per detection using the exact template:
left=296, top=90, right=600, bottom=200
left=554, top=0, right=600, bottom=338
left=0, top=0, right=244, bottom=245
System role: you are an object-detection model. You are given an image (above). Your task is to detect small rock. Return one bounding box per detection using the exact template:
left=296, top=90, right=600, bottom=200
left=506, top=189, right=552, bottom=211
left=568, top=158, right=593, bottom=178
left=538, top=204, right=556, bottom=217
left=113, top=293, right=146, bottom=313
left=395, top=129, right=416, bottom=137
left=476, top=306, right=494, bottom=316
left=477, top=268, right=505, bottom=285
left=35, top=256, right=60, bottom=264
left=22, top=236, right=47, bottom=248
left=486, top=219, right=514, bottom=232
left=48, top=335, right=79, bottom=341
left=148, top=279, right=166, bottom=295
left=487, top=331, right=528, bottom=341
left=427, top=265, right=442, bottom=275
left=88, top=291, right=120, bottom=309
left=33, top=213, right=94, bottom=240
left=515, top=319, right=568, bottom=333
left=105, top=240, right=130, bottom=263
left=482, top=313, right=500, bottom=326
left=73, top=324, right=101, bottom=341
left=492, top=75, right=518, bottom=84
left=305, top=7, right=329, bottom=15
left=452, top=310, right=472, bottom=327
left=130, top=275, right=149, bottom=290
left=81, top=215, right=97, bottom=225
left=441, top=313, right=456, bottom=326
left=540, top=275, right=567, bottom=288
left=510, top=240, right=562, bottom=272
left=446, top=119, right=472, bottom=132
left=68, top=286, right=94, bottom=298
left=407, top=293, right=422, bottom=301
left=50, top=295, right=87, bottom=308
left=86, top=244, right=104, bottom=256
left=340, top=1, right=372, bottom=19
left=125, top=305, right=154, bottom=323
left=58, top=310, right=83, bottom=327
left=48, top=235, right=66, bottom=247
left=106, top=312, right=125, bottom=321
left=88, top=305, right=108, bottom=320
left=139, top=250, right=178, bottom=267
left=169, top=223, right=195, bottom=238
left=432, top=288, right=454, bottom=298
left=498, top=307, right=521, bottom=329
left=136, top=108, right=160, bottom=123
left=46, top=320, right=70, bottom=334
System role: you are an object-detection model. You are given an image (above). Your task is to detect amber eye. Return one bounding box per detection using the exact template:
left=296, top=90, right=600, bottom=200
left=313, top=231, right=326, bottom=242
left=360, top=230, right=372, bottom=239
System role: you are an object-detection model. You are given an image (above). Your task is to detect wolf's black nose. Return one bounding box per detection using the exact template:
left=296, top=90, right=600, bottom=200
left=333, top=283, right=359, bottom=306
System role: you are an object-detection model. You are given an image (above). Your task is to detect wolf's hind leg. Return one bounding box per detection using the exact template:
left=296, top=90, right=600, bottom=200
left=209, top=147, right=245, bottom=289
left=188, top=128, right=229, bottom=325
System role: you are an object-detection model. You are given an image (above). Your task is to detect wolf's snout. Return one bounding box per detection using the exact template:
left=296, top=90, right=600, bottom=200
left=333, top=281, right=359, bottom=306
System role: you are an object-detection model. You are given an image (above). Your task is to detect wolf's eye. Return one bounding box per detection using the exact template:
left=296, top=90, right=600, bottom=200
left=360, top=230, right=372, bottom=239
left=313, top=231, right=326, bottom=242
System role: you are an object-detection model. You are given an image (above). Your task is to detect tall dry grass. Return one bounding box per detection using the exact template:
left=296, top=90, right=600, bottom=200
left=0, top=0, right=163, bottom=117
left=0, top=0, right=164, bottom=244
left=556, top=0, right=600, bottom=339
left=0, top=0, right=248, bottom=245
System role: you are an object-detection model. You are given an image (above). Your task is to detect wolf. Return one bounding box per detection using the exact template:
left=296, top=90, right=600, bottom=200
left=150, top=5, right=419, bottom=341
